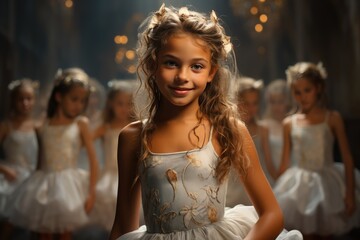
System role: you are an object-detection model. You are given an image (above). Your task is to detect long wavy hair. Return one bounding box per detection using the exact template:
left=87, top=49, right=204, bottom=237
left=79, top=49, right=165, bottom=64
left=135, top=5, right=249, bottom=183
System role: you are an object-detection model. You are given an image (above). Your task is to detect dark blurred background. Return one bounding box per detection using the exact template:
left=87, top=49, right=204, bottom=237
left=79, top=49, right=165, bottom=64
left=0, top=0, right=359, bottom=167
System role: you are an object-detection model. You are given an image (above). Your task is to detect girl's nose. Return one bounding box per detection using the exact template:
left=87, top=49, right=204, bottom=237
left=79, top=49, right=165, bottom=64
left=175, top=67, right=189, bottom=82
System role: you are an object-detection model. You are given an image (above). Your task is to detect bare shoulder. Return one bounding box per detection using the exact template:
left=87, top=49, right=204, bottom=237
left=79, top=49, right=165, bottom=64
left=119, top=121, right=142, bottom=142
left=75, top=116, right=91, bottom=132
left=328, top=110, right=342, bottom=122
left=283, top=115, right=292, bottom=126
left=327, top=110, right=344, bottom=128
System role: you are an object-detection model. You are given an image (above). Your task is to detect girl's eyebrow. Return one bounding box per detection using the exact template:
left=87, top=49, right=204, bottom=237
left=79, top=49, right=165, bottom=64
left=162, top=54, right=209, bottom=63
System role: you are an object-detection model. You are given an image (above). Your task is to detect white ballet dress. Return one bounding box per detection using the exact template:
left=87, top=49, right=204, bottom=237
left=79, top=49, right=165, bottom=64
left=274, top=114, right=360, bottom=235
left=0, top=123, right=38, bottom=218
left=6, top=120, right=90, bottom=233
left=119, top=127, right=303, bottom=239
left=90, top=127, right=122, bottom=230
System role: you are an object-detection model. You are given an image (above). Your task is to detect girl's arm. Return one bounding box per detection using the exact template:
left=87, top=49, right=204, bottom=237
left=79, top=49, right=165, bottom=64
left=276, top=117, right=292, bottom=178
left=35, top=126, right=42, bottom=170
left=238, top=122, right=284, bottom=240
left=259, top=125, right=277, bottom=180
left=330, top=111, right=355, bottom=216
left=109, top=121, right=142, bottom=240
left=78, top=117, right=99, bottom=213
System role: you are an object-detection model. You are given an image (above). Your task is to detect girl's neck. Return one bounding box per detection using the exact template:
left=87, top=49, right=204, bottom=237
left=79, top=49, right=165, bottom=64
left=10, top=113, right=31, bottom=123
left=156, top=102, right=200, bottom=123
left=49, top=112, right=77, bottom=125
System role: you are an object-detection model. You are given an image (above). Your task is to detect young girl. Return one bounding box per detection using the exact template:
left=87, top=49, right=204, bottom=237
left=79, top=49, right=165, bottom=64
left=226, top=77, right=273, bottom=207
left=90, top=80, right=135, bottom=231
left=261, top=79, right=291, bottom=175
left=110, top=5, right=302, bottom=240
left=237, top=77, right=275, bottom=184
left=274, top=62, right=360, bottom=239
left=0, top=79, right=39, bottom=238
left=6, top=68, right=98, bottom=240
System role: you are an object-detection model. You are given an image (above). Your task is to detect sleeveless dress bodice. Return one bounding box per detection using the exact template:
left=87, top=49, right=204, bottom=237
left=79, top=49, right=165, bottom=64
left=291, top=116, right=334, bottom=170
left=40, top=122, right=81, bottom=171
left=2, top=126, right=38, bottom=171
left=140, top=138, right=226, bottom=233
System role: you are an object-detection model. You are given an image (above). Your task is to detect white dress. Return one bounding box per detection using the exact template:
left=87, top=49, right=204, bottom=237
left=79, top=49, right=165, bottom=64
left=90, top=127, right=122, bottom=230
left=274, top=114, right=360, bottom=235
left=0, top=122, right=38, bottom=218
left=262, top=118, right=283, bottom=170
left=119, top=127, right=302, bottom=240
left=6, top=120, right=89, bottom=233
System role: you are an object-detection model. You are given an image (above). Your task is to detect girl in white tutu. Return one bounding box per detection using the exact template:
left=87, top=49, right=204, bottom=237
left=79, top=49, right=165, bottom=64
left=274, top=62, right=360, bottom=239
left=261, top=79, right=291, bottom=178
left=0, top=79, right=39, bottom=238
left=110, top=4, right=302, bottom=240
left=90, top=80, right=135, bottom=231
left=226, top=77, right=272, bottom=207
left=6, top=68, right=98, bottom=240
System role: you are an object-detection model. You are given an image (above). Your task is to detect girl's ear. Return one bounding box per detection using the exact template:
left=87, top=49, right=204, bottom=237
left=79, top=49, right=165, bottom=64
left=207, top=65, right=218, bottom=83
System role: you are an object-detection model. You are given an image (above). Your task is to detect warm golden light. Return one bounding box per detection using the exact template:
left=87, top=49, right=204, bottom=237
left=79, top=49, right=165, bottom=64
left=115, top=49, right=125, bottom=63
left=64, top=0, right=73, bottom=8
left=255, top=24, right=263, bottom=32
left=114, top=35, right=128, bottom=45
left=260, top=14, right=268, bottom=23
left=259, top=0, right=266, bottom=3
left=125, top=50, right=135, bottom=60
left=250, top=6, right=258, bottom=15
left=128, top=65, right=136, bottom=74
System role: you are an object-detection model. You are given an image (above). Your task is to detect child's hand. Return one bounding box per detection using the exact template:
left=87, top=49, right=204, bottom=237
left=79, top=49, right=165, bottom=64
left=84, top=191, right=96, bottom=213
left=344, top=192, right=356, bottom=216
left=3, top=166, right=17, bottom=182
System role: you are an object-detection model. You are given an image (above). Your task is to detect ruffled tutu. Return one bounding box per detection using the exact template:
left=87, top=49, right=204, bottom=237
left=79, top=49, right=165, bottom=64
left=89, top=170, right=118, bottom=230
left=274, top=163, right=360, bottom=235
left=118, top=205, right=303, bottom=240
left=0, top=163, right=32, bottom=219
left=6, top=168, right=89, bottom=233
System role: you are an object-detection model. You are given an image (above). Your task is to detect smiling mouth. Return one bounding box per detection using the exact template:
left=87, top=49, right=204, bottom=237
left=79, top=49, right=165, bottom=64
left=169, top=86, right=193, bottom=95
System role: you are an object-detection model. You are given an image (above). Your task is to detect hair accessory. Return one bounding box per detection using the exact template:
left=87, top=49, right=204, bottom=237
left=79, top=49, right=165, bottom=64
left=210, top=10, right=218, bottom=24
left=316, top=62, right=327, bottom=79
left=8, top=78, right=39, bottom=91
left=286, top=61, right=327, bottom=85
left=155, top=3, right=166, bottom=21
left=179, top=7, right=189, bottom=20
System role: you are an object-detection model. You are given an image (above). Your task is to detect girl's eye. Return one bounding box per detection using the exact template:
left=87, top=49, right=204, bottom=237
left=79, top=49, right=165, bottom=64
left=191, top=64, right=204, bottom=71
left=164, top=60, right=178, bottom=68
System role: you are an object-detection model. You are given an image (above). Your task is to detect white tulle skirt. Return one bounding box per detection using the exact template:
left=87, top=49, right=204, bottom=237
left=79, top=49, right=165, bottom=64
left=6, top=168, right=90, bottom=233
left=274, top=163, right=360, bottom=235
left=0, top=163, right=32, bottom=219
left=89, top=170, right=118, bottom=230
left=118, top=205, right=303, bottom=240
